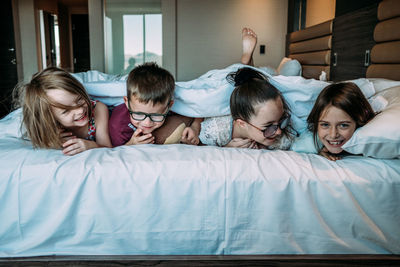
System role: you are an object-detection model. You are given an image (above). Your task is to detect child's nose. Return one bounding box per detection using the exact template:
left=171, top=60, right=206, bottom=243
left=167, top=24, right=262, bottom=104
left=329, top=127, right=338, bottom=137
left=142, top=117, right=154, bottom=126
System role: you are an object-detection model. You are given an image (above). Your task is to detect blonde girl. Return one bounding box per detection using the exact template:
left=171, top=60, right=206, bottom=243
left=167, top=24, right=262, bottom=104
left=16, top=67, right=112, bottom=155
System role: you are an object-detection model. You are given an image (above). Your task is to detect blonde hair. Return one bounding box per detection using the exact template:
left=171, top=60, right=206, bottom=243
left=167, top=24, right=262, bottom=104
left=15, top=67, right=92, bottom=149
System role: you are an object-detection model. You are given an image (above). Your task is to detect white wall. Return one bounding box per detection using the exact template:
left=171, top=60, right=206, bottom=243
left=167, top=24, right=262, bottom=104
left=15, top=0, right=39, bottom=82
left=161, top=0, right=176, bottom=78
left=174, top=0, right=288, bottom=81
left=88, top=0, right=105, bottom=72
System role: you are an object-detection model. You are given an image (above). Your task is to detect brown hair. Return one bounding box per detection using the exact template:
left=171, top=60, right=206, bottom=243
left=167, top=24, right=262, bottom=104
left=15, top=67, right=92, bottom=149
left=126, top=62, right=175, bottom=105
left=307, top=82, right=375, bottom=150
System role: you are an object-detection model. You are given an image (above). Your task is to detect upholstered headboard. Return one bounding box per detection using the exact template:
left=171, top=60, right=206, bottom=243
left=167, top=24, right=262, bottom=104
left=287, top=20, right=333, bottom=80
left=366, top=0, right=400, bottom=80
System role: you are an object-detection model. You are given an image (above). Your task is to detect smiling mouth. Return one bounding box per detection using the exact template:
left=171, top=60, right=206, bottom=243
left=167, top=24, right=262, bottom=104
left=327, top=140, right=344, bottom=146
left=75, top=114, right=87, bottom=121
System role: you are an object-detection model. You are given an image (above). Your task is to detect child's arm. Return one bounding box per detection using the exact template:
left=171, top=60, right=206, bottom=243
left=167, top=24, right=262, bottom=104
left=181, top=118, right=203, bottom=145
left=225, top=138, right=258, bottom=148
left=61, top=137, right=98, bottom=156
left=93, top=101, right=113, bottom=148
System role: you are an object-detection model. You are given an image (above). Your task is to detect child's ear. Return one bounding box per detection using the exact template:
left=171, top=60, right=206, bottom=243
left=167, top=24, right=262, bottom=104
left=168, top=99, right=174, bottom=108
left=235, top=119, right=247, bottom=128
left=123, top=96, right=129, bottom=108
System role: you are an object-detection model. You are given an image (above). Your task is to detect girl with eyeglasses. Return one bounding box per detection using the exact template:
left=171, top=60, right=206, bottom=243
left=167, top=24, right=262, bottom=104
left=307, top=82, right=375, bottom=161
left=199, top=67, right=296, bottom=149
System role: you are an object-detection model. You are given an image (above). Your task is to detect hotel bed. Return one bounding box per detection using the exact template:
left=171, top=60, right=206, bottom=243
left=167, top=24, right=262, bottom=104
left=1, top=0, right=400, bottom=265
left=1, top=63, right=400, bottom=259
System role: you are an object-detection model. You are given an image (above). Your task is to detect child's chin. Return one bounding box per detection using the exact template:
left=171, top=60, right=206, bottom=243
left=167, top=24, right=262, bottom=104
left=260, top=139, right=276, bottom=147
left=139, top=127, right=155, bottom=134
left=326, top=147, right=344, bottom=154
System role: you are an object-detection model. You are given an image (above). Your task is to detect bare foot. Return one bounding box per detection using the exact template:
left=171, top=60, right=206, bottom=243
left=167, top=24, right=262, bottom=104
left=241, top=27, right=257, bottom=66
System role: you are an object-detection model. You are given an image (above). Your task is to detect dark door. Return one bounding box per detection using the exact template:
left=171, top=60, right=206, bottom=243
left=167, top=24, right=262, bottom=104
left=330, top=4, right=378, bottom=81
left=0, top=0, right=18, bottom=118
left=71, top=14, right=90, bottom=73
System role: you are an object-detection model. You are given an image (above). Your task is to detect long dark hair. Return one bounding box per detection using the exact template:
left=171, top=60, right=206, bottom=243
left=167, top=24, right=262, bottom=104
left=307, top=82, right=375, bottom=150
left=227, top=67, right=293, bottom=136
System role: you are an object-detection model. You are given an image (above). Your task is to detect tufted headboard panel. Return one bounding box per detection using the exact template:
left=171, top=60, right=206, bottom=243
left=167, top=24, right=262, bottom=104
left=287, top=20, right=333, bottom=80
left=367, top=0, right=400, bottom=80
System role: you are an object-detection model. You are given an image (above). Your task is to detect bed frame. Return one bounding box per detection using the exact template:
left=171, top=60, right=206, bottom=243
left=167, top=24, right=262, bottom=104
left=1, top=255, right=400, bottom=266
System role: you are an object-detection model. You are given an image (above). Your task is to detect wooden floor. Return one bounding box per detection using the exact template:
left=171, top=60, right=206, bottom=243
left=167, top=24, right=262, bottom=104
left=1, top=255, right=400, bottom=266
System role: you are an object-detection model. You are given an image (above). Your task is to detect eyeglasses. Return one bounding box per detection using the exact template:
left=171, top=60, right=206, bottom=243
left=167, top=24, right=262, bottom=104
left=246, top=114, right=290, bottom=138
left=127, top=100, right=169, bottom=122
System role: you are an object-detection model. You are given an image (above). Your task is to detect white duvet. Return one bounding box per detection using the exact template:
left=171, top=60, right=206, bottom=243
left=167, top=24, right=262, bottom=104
left=73, top=64, right=380, bottom=134
left=1, top=67, right=400, bottom=256
left=0, top=134, right=399, bottom=256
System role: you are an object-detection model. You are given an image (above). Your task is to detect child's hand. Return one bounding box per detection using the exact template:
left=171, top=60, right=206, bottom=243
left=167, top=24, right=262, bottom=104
left=225, top=138, right=255, bottom=148
left=62, top=137, right=98, bottom=156
left=319, top=147, right=342, bottom=161
left=59, top=129, right=74, bottom=143
left=181, top=126, right=200, bottom=145
left=125, top=128, right=154, bottom=145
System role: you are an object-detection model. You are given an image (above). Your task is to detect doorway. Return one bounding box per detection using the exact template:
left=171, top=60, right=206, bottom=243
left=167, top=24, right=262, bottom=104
left=0, top=0, right=18, bottom=118
left=71, top=14, right=90, bottom=73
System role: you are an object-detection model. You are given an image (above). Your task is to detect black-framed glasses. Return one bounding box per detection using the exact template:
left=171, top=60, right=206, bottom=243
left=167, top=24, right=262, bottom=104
left=127, top=100, right=169, bottom=122
left=247, top=114, right=290, bottom=138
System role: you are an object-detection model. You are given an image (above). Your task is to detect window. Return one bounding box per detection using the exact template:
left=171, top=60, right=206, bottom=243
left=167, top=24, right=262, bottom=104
left=105, top=0, right=162, bottom=75
left=123, top=14, right=162, bottom=72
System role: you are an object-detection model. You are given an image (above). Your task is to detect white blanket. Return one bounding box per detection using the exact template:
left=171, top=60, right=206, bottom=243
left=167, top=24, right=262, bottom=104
left=0, top=134, right=399, bottom=256
left=72, top=64, right=379, bottom=134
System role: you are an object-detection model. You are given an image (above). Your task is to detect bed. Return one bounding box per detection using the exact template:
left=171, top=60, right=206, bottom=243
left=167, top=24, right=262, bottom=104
left=1, top=63, right=400, bottom=262
left=1, top=1, right=400, bottom=265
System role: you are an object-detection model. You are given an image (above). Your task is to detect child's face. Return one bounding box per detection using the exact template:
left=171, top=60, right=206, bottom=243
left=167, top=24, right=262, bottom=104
left=246, top=98, right=285, bottom=147
left=125, top=95, right=169, bottom=134
left=317, top=105, right=356, bottom=154
left=46, top=89, right=89, bottom=129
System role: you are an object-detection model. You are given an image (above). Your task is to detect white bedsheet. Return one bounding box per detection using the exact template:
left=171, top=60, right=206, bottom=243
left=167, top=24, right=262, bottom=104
left=1, top=131, right=399, bottom=256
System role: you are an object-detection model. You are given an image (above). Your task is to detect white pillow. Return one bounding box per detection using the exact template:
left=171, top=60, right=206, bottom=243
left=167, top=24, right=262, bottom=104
left=276, top=57, right=292, bottom=74
left=342, top=86, right=400, bottom=159
left=368, top=78, right=400, bottom=94
left=291, top=130, right=318, bottom=154
left=279, top=59, right=302, bottom=76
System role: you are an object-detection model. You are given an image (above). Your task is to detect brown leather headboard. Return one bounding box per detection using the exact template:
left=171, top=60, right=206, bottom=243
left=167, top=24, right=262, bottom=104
left=288, top=20, right=333, bottom=80
left=367, top=0, right=400, bottom=80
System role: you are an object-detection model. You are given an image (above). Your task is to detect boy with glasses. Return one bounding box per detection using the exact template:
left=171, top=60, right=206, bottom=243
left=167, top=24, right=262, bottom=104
left=109, top=63, right=201, bottom=147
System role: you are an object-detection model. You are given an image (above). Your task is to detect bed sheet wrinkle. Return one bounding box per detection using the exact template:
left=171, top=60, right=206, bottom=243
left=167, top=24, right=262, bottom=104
left=342, top=183, right=387, bottom=240
left=305, top=183, right=350, bottom=249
